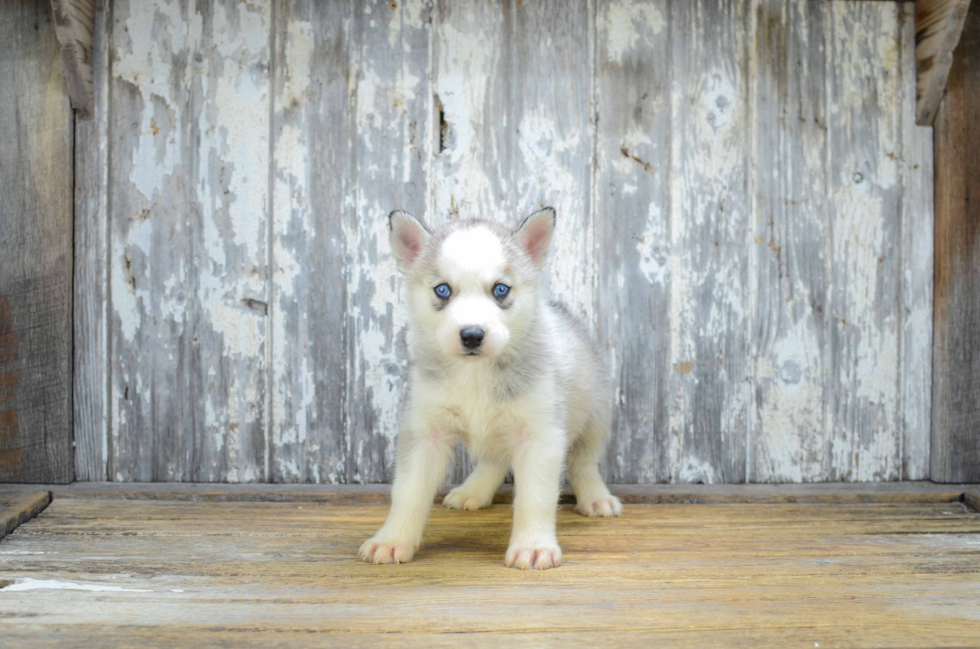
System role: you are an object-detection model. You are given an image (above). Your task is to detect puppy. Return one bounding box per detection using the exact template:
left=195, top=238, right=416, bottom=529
left=358, top=208, right=621, bottom=570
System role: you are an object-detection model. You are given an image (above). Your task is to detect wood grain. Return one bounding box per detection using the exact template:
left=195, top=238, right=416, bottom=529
left=915, top=0, right=972, bottom=125
left=269, top=0, right=351, bottom=484
left=595, top=0, right=671, bottom=484
left=668, top=0, right=751, bottom=483
left=0, top=491, right=50, bottom=541
left=49, top=0, right=96, bottom=119
left=108, top=0, right=271, bottom=482
left=900, top=2, right=935, bottom=481
left=0, top=0, right=74, bottom=484
left=0, top=495, right=978, bottom=646
left=1, top=480, right=976, bottom=505
left=749, top=0, right=831, bottom=482
left=73, top=0, right=110, bottom=482
left=346, top=0, right=434, bottom=484
left=75, top=0, right=935, bottom=485
left=826, top=1, right=904, bottom=481
left=932, top=0, right=980, bottom=484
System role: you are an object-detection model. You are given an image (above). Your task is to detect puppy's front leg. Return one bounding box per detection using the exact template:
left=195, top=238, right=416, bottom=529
left=505, top=427, right=565, bottom=570
left=359, top=428, right=452, bottom=564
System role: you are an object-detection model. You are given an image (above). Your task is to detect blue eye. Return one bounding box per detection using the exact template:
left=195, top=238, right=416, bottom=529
left=493, top=283, right=510, bottom=298
left=434, top=283, right=451, bottom=299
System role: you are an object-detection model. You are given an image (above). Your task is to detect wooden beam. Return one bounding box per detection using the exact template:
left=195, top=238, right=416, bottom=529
left=0, top=0, right=75, bottom=484
left=916, top=0, right=972, bottom=125
left=0, top=492, right=51, bottom=541
left=933, top=0, right=980, bottom=483
left=964, top=491, right=980, bottom=511
left=49, top=0, right=95, bottom=120
left=73, top=0, right=109, bottom=481
left=1, top=481, right=977, bottom=505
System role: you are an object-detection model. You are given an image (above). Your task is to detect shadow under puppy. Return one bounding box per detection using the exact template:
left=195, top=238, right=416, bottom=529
left=359, top=208, right=621, bottom=570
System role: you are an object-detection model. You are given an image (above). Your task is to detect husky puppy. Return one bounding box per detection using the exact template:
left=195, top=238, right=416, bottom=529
left=358, top=207, right=621, bottom=570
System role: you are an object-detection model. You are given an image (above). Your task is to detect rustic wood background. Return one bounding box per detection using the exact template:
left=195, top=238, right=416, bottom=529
left=71, top=0, right=935, bottom=484
left=0, top=0, right=74, bottom=483
left=932, top=0, right=980, bottom=484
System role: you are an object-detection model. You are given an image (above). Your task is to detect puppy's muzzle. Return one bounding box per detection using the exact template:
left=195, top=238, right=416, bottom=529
left=459, top=327, right=485, bottom=351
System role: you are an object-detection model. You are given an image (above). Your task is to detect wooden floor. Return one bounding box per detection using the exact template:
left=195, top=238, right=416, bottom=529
left=1, top=486, right=979, bottom=647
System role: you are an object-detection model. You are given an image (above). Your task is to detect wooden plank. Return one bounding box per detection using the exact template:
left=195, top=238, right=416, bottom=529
left=749, top=0, right=831, bottom=482
left=73, top=0, right=110, bottom=482
left=104, top=0, right=174, bottom=482
left=964, top=491, right=980, bottom=511
left=432, top=0, right=594, bottom=483
left=0, top=0, right=74, bottom=484
left=825, top=2, right=904, bottom=481
left=1, top=498, right=979, bottom=645
left=915, top=0, right=972, bottom=125
left=269, top=1, right=351, bottom=483
left=749, top=2, right=928, bottom=483
left=668, top=0, right=751, bottom=483
left=108, top=0, right=271, bottom=481
left=71, top=0, right=934, bottom=486
left=0, top=491, right=51, bottom=541
left=932, top=0, right=980, bottom=483
left=594, top=0, right=671, bottom=484
left=1, top=480, right=976, bottom=505
left=900, top=2, right=935, bottom=481
left=49, top=0, right=96, bottom=120
left=344, top=0, right=433, bottom=483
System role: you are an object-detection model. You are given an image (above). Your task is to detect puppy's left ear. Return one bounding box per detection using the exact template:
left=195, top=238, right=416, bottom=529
left=515, top=207, right=556, bottom=269
left=389, top=210, right=429, bottom=273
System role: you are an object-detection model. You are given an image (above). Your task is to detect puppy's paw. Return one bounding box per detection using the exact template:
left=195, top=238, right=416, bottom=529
left=574, top=495, right=623, bottom=517
left=443, top=485, right=494, bottom=511
left=505, top=541, right=562, bottom=570
left=358, top=535, right=418, bottom=565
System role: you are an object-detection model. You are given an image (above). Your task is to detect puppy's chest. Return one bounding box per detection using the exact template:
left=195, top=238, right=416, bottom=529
left=424, top=380, right=522, bottom=448
left=440, top=391, right=512, bottom=436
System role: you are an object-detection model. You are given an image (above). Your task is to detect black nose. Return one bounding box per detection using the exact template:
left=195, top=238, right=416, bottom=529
left=460, top=327, right=485, bottom=350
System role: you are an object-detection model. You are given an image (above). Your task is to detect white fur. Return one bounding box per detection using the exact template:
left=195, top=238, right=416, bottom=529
left=360, top=210, right=621, bottom=570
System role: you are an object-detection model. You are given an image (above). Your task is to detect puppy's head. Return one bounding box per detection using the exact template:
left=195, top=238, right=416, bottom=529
left=389, top=208, right=556, bottom=360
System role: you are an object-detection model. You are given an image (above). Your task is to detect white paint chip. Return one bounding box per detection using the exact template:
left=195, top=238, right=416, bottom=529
left=603, top=2, right=665, bottom=63
left=1, top=579, right=152, bottom=593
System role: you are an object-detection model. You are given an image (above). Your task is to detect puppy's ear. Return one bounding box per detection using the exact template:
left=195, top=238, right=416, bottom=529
left=515, top=207, right=556, bottom=269
left=389, top=210, right=429, bottom=273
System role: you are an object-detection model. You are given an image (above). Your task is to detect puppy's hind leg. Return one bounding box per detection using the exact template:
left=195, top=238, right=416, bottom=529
left=567, top=418, right=622, bottom=517
left=443, top=460, right=509, bottom=511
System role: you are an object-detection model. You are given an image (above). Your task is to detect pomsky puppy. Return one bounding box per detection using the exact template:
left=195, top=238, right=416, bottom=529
left=358, top=207, right=621, bottom=570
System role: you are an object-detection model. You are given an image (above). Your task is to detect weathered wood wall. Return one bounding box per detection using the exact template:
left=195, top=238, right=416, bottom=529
left=0, top=0, right=75, bottom=483
left=932, top=0, right=980, bottom=484
left=73, top=0, right=934, bottom=484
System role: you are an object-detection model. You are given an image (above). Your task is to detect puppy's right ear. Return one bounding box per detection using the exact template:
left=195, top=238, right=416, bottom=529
left=389, top=210, right=429, bottom=273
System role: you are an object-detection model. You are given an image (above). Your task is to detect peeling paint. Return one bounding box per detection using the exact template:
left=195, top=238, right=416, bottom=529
left=602, top=1, right=665, bottom=63
left=99, top=0, right=929, bottom=486
left=637, top=203, right=668, bottom=286
left=2, top=579, right=152, bottom=593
